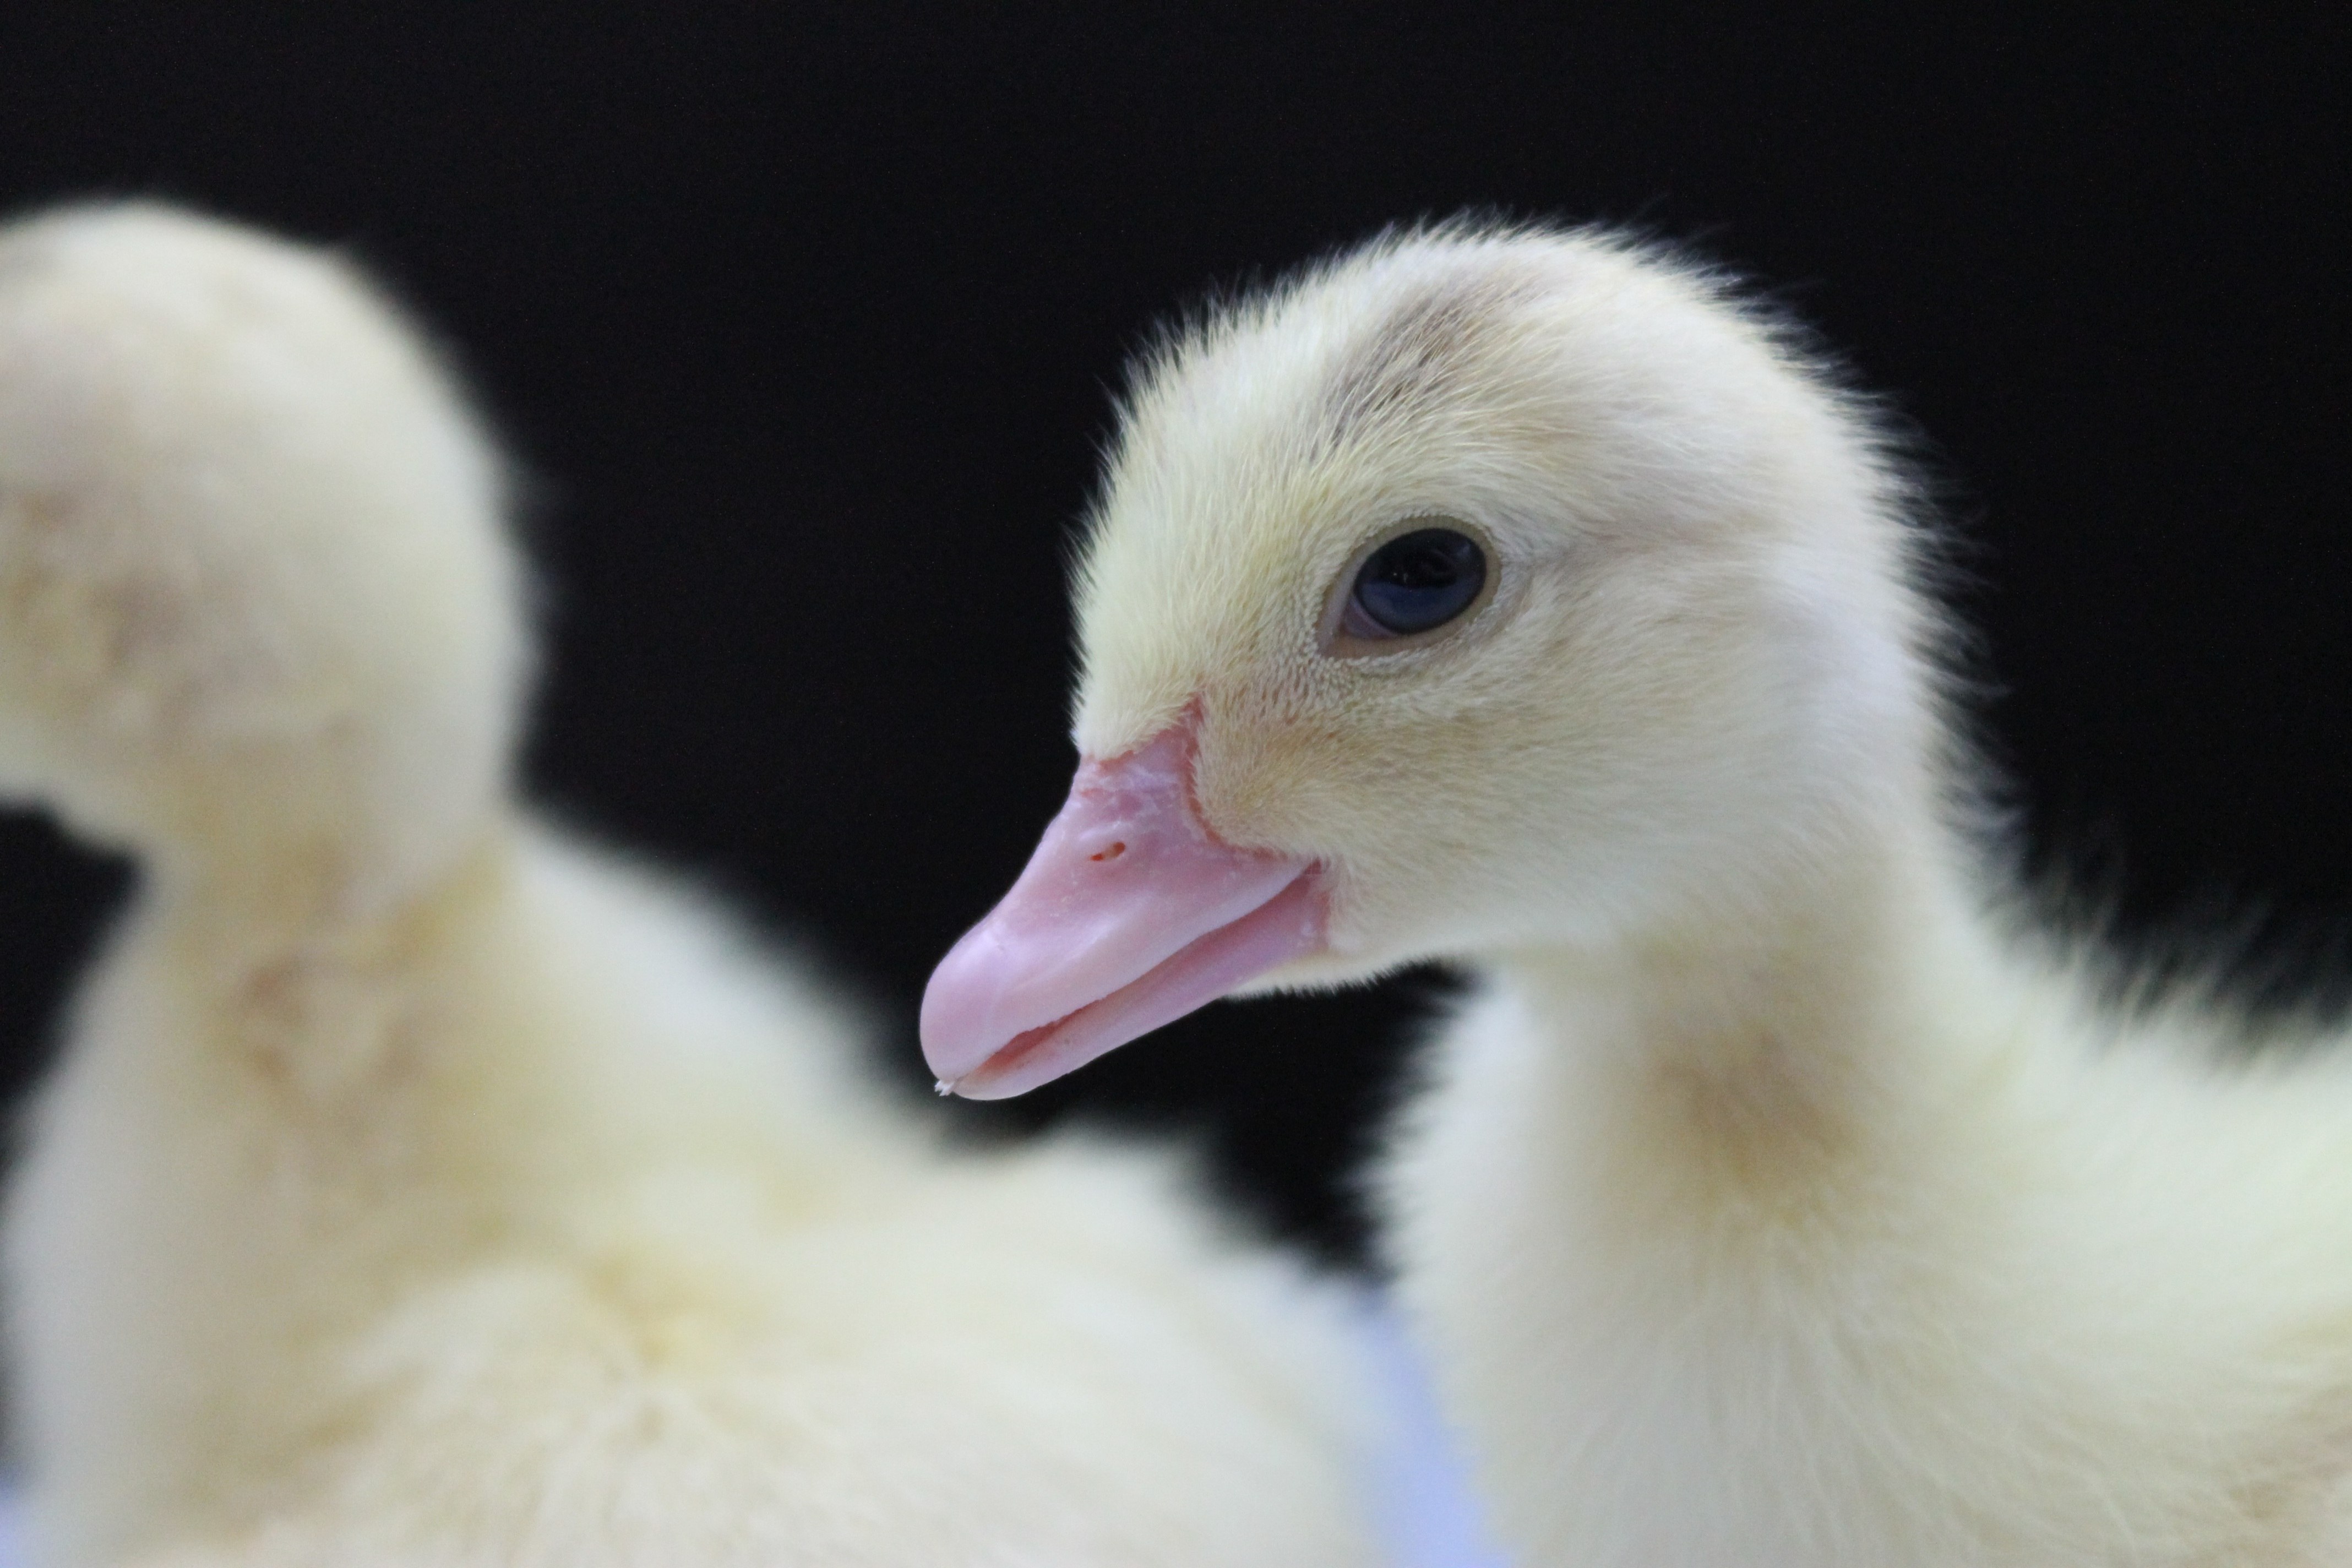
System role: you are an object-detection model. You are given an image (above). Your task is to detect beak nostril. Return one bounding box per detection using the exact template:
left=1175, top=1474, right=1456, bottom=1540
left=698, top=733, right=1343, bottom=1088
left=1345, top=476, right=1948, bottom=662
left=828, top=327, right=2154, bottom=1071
left=1089, top=841, right=1128, bottom=863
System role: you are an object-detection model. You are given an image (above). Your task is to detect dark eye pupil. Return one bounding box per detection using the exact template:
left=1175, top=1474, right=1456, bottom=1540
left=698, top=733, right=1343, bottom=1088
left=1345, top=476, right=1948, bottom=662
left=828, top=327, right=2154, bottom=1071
left=1352, top=527, right=1487, bottom=636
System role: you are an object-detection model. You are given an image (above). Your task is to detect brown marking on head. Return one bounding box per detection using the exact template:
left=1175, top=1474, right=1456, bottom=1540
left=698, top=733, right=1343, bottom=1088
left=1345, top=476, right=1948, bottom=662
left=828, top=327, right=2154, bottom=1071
left=1322, top=261, right=1542, bottom=448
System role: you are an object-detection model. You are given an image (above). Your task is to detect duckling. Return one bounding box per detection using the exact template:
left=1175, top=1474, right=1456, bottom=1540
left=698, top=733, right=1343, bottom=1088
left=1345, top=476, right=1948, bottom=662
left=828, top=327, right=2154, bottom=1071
left=0, top=202, right=1389, bottom=1568
left=922, top=220, right=2352, bottom=1565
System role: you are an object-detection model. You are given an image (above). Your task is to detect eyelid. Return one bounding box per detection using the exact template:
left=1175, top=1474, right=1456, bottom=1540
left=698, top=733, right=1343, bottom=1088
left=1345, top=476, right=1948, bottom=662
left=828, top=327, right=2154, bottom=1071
left=1338, top=593, right=1392, bottom=642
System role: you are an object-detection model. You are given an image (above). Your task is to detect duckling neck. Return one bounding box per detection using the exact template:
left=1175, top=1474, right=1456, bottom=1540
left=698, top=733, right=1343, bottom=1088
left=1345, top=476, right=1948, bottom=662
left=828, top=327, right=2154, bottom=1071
left=1384, top=805, right=2025, bottom=1559
left=123, top=815, right=520, bottom=1106
left=1474, top=803, right=2010, bottom=1233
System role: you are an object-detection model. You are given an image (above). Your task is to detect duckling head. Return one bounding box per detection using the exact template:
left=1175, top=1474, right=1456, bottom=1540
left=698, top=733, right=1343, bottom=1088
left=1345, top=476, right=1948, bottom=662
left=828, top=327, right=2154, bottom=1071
left=925, top=222, right=1940, bottom=1097
left=0, top=203, right=523, bottom=912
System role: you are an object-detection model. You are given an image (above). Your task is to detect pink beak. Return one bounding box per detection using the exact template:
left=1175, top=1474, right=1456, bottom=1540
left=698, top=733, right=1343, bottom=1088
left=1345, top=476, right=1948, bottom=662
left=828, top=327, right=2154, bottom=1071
left=921, top=726, right=1326, bottom=1099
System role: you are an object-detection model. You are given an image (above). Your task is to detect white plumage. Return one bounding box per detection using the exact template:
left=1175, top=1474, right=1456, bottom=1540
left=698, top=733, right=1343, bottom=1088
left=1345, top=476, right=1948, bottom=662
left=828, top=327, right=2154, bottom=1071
left=922, top=221, right=2352, bottom=1565
left=0, top=204, right=1390, bottom=1567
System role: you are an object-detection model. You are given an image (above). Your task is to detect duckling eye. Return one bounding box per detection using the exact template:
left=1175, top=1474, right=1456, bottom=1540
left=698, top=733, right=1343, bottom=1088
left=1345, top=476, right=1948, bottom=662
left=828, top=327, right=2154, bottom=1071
left=1345, top=527, right=1488, bottom=639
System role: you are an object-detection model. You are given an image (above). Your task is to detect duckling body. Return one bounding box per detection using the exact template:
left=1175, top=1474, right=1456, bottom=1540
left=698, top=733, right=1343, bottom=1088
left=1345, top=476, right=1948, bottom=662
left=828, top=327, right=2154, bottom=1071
left=0, top=204, right=1383, bottom=1567
left=922, top=223, right=2352, bottom=1564
left=1390, top=855, right=2352, bottom=1564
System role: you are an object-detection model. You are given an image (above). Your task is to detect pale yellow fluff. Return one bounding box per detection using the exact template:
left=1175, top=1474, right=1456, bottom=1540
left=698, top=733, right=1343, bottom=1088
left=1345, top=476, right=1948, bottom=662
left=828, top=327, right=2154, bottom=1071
left=0, top=204, right=1386, bottom=1567
left=1069, top=220, right=2352, bottom=1565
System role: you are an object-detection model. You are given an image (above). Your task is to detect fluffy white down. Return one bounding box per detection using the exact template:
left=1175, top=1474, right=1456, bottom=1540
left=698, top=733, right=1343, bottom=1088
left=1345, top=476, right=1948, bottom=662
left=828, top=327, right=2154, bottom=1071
left=0, top=205, right=1386, bottom=1567
left=1068, top=222, right=2352, bottom=1565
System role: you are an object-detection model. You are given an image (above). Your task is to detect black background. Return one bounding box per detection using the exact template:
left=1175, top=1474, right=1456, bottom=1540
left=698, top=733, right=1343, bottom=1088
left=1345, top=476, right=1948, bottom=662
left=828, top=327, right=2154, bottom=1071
left=0, top=8, right=2343, bottom=1266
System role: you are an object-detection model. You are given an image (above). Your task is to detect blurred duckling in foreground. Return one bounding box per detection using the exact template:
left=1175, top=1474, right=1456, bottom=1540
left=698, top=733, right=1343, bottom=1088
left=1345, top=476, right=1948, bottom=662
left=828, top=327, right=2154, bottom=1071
left=0, top=203, right=1386, bottom=1568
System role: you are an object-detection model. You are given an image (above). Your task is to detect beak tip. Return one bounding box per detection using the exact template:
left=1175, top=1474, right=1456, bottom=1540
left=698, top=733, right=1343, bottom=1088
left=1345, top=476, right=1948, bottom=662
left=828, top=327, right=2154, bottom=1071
left=918, top=949, right=993, bottom=1079
left=917, top=1017, right=992, bottom=1090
